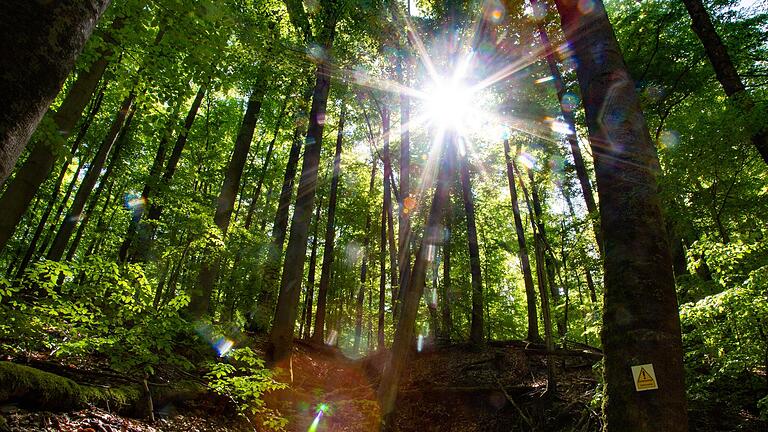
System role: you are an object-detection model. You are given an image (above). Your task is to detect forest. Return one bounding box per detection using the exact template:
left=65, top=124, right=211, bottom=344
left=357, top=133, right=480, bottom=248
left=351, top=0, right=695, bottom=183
left=0, top=0, right=766, bottom=430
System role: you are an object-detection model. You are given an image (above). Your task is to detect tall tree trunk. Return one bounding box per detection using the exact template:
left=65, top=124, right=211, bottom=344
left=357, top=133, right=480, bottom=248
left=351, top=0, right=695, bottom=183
left=378, top=132, right=455, bottom=421
left=244, top=91, right=289, bottom=229
left=354, top=162, right=377, bottom=354
left=131, top=85, right=206, bottom=260
left=254, top=80, right=313, bottom=329
left=458, top=151, right=484, bottom=346
left=554, top=0, right=688, bottom=429
left=0, top=45, right=112, bottom=252
left=15, top=88, right=106, bottom=270
left=0, top=0, right=111, bottom=185
left=118, top=97, right=182, bottom=262
left=439, top=196, right=453, bottom=344
left=378, top=197, right=387, bottom=350
left=516, top=158, right=557, bottom=393
left=311, top=105, right=346, bottom=344
left=527, top=167, right=566, bottom=338
left=682, top=0, right=768, bottom=164
left=190, top=85, right=265, bottom=318
left=267, top=17, right=338, bottom=360
left=381, top=108, right=399, bottom=312
left=503, top=140, right=541, bottom=342
left=528, top=0, right=603, bottom=255
left=302, top=199, right=322, bottom=340
left=397, top=56, right=412, bottom=314
left=47, top=95, right=135, bottom=261
left=66, top=110, right=132, bottom=260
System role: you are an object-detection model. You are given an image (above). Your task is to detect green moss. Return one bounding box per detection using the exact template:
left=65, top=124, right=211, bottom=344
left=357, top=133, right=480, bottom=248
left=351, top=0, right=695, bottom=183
left=0, top=361, right=141, bottom=410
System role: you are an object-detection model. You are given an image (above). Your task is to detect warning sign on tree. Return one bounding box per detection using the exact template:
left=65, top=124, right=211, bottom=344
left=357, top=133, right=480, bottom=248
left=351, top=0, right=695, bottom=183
left=631, top=364, right=659, bottom=391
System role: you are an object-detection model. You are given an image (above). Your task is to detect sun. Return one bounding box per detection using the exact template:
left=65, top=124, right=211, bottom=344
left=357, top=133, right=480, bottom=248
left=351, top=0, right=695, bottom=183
left=423, top=77, right=475, bottom=131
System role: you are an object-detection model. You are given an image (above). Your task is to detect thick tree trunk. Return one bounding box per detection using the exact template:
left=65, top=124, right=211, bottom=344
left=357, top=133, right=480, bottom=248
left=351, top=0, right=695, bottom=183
left=503, top=140, right=541, bottom=343
left=14, top=88, right=106, bottom=271
left=190, top=86, right=265, bottom=318
left=354, top=162, right=377, bottom=354
left=553, top=0, right=688, bottom=429
left=0, top=52, right=112, bottom=253
left=311, top=105, right=345, bottom=344
left=682, top=0, right=768, bottom=164
left=378, top=133, right=454, bottom=421
left=0, top=0, right=111, bottom=185
left=267, top=28, right=337, bottom=361
left=458, top=152, right=484, bottom=346
left=47, top=95, right=135, bottom=261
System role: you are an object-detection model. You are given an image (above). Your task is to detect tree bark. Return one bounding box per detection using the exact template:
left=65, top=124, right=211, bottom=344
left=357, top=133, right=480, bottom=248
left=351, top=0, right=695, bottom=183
left=47, top=94, right=135, bottom=261
left=131, top=85, right=206, bottom=260
left=682, top=0, right=768, bottom=164
left=440, top=196, right=453, bottom=344
left=397, top=56, right=412, bottom=315
left=503, top=140, right=541, bottom=343
left=311, top=104, right=346, bottom=344
left=0, top=47, right=111, bottom=253
left=381, top=108, right=399, bottom=312
left=302, top=199, right=322, bottom=340
left=266, top=9, right=338, bottom=359
left=0, top=0, right=111, bottom=186
left=378, top=198, right=387, bottom=350
left=378, top=132, right=455, bottom=421
left=528, top=0, right=603, bottom=255
left=458, top=151, right=484, bottom=346
left=354, top=162, right=377, bottom=354
left=553, top=0, right=688, bottom=429
left=190, top=85, right=265, bottom=318
left=14, top=88, right=105, bottom=272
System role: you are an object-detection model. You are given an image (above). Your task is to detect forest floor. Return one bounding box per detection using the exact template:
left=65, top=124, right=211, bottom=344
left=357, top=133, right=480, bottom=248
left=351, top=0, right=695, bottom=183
left=1, top=334, right=764, bottom=431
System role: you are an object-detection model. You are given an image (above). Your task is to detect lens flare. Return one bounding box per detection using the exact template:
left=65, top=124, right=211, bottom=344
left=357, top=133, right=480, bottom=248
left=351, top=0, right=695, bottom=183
left=423, top=78, right=474, bottom=130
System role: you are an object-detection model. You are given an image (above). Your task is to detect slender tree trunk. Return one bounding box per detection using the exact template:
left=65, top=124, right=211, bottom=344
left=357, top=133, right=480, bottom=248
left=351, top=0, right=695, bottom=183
left=516, top=159, right=557, bottom=393
left=66, top=110, right=132, bottom=260
left=190, top=85, right=265, bottom=318
left=554, top=0, right=688, bottom=428
left=440, top=197, right=453, bottom=344
left=47, top=95, right=135, bottom=261
left=458, top=152, right=484, bottom=346
left=254, top=80, right=313, bottom=329
left=132, top=85, right=206, bottom=260
left=354, top=162, right=377, bottom=354
left=397, top=57, right=412, bottom=315
left=118, top=97, right=182, bottom=262
left=503, top=140, right=541, bottom=342
left=311, top=105, right=346, bottom=344
left=528, top=0, right=603, bottom=255
left=378, top=198, right=387, bottom=350
left=15, top=88, right=106, bottom=269
left=682, top=0, right=768, bottom=164
left=378, top=133, right=455, bottom=422
left=382, top=108, right=399, bottom=312
left=0, top=0, right=111, bottom=185
left=267, top=15, right=338, bottom=360
left=527, top=167, right=566, bottom=338
left=303, top=201, right=322, bottom=340
left=244, top=92, right=289, bottom=229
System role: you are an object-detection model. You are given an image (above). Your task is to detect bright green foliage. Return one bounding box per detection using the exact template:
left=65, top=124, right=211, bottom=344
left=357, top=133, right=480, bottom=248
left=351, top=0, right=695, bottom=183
left=205, top=347, right=288, bottom=429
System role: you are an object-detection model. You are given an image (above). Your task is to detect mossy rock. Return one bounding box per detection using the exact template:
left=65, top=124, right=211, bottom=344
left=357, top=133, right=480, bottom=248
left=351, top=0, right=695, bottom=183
left=0, top=361, right=141, bottom=411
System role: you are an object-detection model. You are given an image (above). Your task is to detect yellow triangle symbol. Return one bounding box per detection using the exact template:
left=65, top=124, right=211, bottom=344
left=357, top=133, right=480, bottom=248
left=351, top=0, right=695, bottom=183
left=637, top=367, right=656, bottom=389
